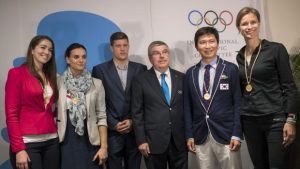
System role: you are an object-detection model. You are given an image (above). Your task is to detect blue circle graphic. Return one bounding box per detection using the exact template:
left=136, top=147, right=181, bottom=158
left=37, top=11, right=121, bottom=74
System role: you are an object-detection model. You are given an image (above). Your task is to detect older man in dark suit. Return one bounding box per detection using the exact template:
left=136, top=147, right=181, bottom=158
left=131, top=41, right=188, bottom=169
left=92, top=32, right=147, bottom=169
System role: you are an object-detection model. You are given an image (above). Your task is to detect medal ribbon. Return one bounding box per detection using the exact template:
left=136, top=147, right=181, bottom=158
left=244, top=42, right=262, bottom=91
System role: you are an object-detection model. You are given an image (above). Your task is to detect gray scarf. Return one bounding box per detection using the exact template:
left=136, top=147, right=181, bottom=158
left=63, top=67, right=92, bottom=136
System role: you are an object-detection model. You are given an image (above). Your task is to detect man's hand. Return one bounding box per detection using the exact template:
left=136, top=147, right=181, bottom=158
left=138, top=143, right=150, bottom=157
left=229, top=139, right=241, bottom=151
left=187, top=138, right=196, bottom=154
left=115, top=119, right=132, bottom=134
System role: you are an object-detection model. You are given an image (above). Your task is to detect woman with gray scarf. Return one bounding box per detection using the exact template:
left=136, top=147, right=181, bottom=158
left=57, top=43, right=108, bottom=169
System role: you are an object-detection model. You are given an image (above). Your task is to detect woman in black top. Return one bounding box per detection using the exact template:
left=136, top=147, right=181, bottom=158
left=236, top=7, right=298, bottom=169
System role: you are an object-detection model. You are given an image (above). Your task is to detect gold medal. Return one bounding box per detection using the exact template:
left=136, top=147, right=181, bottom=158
left=244, top=42, right=261, bottom=94
left=245, top=84, right=253, bottom=92
left=72, top=97, right=78, bottom=105
left=203, top=92, right=211, bottom=100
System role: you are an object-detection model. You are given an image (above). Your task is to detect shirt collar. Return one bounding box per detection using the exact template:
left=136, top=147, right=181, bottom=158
left=154, top=67, right=170, bottom=79
left=113, top=60, right=128, bottom=70
left=201, top=56, right=218, bottom=70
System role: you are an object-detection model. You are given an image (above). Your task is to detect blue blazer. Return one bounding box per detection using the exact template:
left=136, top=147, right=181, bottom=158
left=92, top=60, right=147, bottom=130
left=184, top=58, right=242, bottom=145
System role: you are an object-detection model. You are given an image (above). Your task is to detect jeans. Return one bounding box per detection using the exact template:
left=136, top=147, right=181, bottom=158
left=242, top=113, right=290, bottom=169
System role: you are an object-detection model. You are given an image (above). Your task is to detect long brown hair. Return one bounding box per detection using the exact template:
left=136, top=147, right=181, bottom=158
left=24, top=35, right=58, bottom=102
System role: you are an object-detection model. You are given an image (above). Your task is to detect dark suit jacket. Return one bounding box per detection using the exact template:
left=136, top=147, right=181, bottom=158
left=184, top=58, right=242, bottom=145
left=92, top=60, right=147, bottom=130
left=131, top=67, right=186, bottom=154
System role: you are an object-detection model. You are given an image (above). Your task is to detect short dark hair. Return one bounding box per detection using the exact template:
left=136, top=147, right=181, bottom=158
left=194, top=26, right=219, bottom=48
left=236, top=7, right=260, bottom=30
left=65, top=43, right=86, bottom=58
left=147, top=40, right=169, bottom=58
left=110, top=32, right=129, bottom=46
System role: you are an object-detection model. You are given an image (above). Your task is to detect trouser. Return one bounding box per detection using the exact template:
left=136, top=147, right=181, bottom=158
left=144, top=137, right=188, bottom=169
left=195, top=134, right=242, bottom=169
left=106, top=131, right=141, bottom=169
left=10, top=137, right=60, bottom=169
left=242, top=113, right=290, bottom=169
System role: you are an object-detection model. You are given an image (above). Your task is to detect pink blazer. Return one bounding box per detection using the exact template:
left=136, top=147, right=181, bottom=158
left=5, top=65, right=57, bottom=153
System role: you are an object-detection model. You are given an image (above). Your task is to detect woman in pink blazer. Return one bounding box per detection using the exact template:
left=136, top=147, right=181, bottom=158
left=5, top=35, right=59, bottom=169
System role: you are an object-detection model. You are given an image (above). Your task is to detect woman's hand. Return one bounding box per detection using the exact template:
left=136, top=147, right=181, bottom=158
left=16, top=150, right=30, bottom=169
left=283, top=122, right=296, bottom=147
left=93, top=147, right=108, bottom=165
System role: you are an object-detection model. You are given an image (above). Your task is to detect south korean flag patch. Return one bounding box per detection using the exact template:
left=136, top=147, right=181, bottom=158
left=220, top=83, right=229, bottom=90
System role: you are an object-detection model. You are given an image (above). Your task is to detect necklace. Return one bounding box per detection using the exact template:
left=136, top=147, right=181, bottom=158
left=244, top=42, right=261, bottom=92
left=203, top=70, right=211, bottom=101
left=202, top=58, right=219, bottom=100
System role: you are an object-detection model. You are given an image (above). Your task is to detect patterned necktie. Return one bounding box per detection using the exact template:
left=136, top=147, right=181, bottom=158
left=203, top=64, right=211, bottom=95
left=161, top=73, right=170, bottom=105
left=203, top=64, right=211, bottom=108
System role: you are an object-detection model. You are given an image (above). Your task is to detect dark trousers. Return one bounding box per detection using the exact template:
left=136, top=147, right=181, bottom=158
left=10, top=137, right=60, bottom=169
left=144, top=137, right=188, bottom=169
left=242, top=113, right=290, bottom=169
left=106, top=131, right=141, bottom=169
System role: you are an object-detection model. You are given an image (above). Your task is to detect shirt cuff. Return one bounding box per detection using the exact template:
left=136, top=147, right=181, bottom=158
left=231, top=136, right=241, bottom=142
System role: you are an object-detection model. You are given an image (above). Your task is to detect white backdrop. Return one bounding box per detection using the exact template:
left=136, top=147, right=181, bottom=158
left=0, top=0, right=266, bottom=168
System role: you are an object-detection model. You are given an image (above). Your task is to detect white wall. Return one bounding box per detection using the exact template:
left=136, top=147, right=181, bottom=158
left=0, top=0, right=299, bottom=169
left=265, top=0, right=300, bottom=54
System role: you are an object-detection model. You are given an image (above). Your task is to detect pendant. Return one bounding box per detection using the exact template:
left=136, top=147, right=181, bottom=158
left=245, top=84, right=253, bottom=92
left=72, top=97, right=78, bottom=105
left=203, top=92, right=211, bottom=100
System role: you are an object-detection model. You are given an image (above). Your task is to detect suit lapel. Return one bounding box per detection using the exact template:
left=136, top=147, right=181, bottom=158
left=170, top=69, right=177, bottom=105
left=58, top=79, right=67, bottom=122
left=194, top=59, right=225, bottom=113
left=147, top=68, right=168, bottom=105
left=125, top=62, right=134, bottom=94
left=208, top=58, right=225, bottom=111
left=191, top=63, right=202, bottom=99
left=108, top=60, right=124, bottom=92
left=85, top=81, right=93, bottom=115
left=191, top=63, right=209, bottom=112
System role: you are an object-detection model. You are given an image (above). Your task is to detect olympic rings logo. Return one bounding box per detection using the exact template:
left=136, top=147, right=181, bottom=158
left=188, top=10, right=233, bottom=32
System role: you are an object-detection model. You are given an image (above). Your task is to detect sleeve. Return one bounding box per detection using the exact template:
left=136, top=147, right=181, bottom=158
left=183, top=69, right=194, bottom=139
left=5, top=68, right=26, bottom=152
left=125, top=64, right=147, bottom=120
left=230, top=65, right=243, bottom=139
left=275, top=44, right=299, bottom=114
left=92, top=66, right=119, bottom=129
left=95, top=79, right=107, bottom=126
left=131, top=76, right=147, bottom=146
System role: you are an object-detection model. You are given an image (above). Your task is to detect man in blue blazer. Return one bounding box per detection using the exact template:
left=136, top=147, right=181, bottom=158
left=131, top=41, right=188, bottom=169
left=184, top=27, right=242, bottom=169
left=92, top=32, right=147, bottom=169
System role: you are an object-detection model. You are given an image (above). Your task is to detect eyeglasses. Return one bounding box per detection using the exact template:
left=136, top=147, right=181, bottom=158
left=152, top=50, right=169, bottom=57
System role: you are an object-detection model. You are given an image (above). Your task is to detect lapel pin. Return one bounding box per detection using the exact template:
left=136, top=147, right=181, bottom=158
left=221, top=74, right=228, bottom=79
